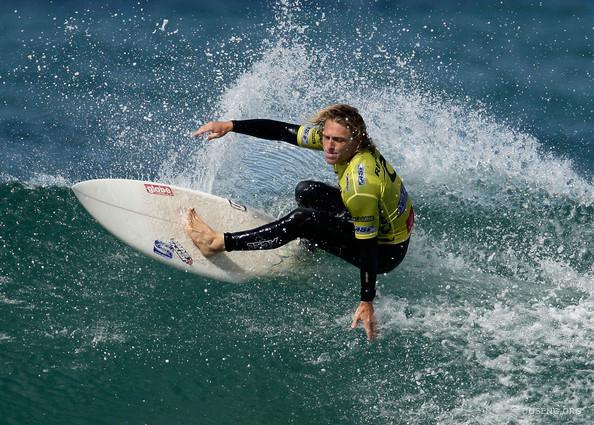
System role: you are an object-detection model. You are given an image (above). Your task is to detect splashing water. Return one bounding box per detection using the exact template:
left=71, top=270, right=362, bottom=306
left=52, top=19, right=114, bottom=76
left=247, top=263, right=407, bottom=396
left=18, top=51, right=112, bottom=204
left=2, top=1, right=594, bottom=424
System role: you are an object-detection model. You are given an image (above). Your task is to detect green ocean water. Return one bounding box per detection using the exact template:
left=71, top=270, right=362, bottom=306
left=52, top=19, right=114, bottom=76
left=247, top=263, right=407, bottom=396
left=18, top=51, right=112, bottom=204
left=2, top=1, right=594, bottom=424
left=2, top=183, right=457, bottom=424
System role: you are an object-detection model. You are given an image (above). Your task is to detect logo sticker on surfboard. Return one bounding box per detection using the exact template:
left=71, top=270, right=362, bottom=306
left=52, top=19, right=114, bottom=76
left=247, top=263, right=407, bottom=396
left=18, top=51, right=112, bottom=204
left=153, top=239, right=193, bottom=265
left=145, top=183, right=174, bottom=196
left=153, top=240, right=174, bottom=259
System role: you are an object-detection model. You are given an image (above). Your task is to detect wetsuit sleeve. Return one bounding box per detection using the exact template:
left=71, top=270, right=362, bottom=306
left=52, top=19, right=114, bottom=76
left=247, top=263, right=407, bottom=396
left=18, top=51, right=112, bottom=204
left=358, top=238, right=378, bottom=301
left=231, top=119, right=299, bottom=145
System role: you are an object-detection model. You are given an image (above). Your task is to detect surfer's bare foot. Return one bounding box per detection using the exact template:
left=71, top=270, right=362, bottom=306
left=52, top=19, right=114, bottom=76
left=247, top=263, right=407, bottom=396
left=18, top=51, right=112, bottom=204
left=185, top=208, right=225, bottom=257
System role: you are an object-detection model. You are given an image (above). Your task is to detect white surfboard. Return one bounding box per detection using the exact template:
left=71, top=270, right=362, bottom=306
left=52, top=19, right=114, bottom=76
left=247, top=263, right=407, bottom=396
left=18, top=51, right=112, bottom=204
left=72, top=179, right=300, bottom=282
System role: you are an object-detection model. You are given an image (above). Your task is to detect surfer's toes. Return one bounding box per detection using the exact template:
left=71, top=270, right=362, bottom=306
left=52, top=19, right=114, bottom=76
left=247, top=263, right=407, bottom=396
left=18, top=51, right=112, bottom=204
left=185, top=208, right=197, bottom=224
left=183, top=208, right=224, bottom=256
left=184, top=218, right=195, bottom=238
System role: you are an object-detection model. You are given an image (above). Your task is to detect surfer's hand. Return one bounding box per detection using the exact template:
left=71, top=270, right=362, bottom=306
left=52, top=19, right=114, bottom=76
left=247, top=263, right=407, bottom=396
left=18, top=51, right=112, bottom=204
left=192, top=121, right=233, bottom=140
left=351, top=301, right=377, bottom=341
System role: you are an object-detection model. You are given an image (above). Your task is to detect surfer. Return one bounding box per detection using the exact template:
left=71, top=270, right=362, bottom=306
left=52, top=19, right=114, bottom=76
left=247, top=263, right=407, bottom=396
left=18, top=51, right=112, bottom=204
left=187, top=104, right=414, bottom=340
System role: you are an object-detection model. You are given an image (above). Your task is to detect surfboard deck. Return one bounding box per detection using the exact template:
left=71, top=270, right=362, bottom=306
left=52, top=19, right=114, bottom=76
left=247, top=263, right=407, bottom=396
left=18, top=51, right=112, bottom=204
left=72, top=179, right=300, bottom=282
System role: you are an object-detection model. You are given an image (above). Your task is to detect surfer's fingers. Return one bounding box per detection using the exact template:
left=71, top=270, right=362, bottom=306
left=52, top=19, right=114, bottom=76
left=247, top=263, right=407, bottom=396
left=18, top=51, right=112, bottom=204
left=191, top=128, right=206, bottom=137
left=193, top=121, right=233, bottom=140
left=207, top=132, right=223, bottom=140
left=364, top=323, right=372, bottom=340
left=192, top=122, right=214, bottom=137
left=364, top=319, right=377, bottom=341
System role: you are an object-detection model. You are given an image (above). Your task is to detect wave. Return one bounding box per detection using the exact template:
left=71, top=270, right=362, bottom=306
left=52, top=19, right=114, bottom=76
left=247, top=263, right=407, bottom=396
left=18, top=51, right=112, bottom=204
left=2, top=3, right=594, bottom=423
left=161, top=3, right=594, bottom=291
left=4, top=0, right=593, bottom=287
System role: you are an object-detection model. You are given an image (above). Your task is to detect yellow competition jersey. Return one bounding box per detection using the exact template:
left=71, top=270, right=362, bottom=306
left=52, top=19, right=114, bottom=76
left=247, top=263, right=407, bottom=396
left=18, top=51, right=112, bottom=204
left=296, top=125, right=414, bottom=244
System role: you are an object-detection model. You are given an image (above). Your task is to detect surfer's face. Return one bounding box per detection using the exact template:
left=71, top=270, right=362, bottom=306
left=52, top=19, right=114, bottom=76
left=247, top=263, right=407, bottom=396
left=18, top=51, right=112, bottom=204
left=322, top=119, right=359, bottom=165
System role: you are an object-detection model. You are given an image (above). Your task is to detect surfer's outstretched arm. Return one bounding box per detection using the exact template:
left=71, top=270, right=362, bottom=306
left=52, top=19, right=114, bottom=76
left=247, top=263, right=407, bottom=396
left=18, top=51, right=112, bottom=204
left=192, top=121, right=233, bottom=140
left=192, top=119, right=300, bottom=145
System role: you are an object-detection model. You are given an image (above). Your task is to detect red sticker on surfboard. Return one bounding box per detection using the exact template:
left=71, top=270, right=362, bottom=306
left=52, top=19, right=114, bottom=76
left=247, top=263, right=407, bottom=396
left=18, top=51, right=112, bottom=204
left=144, top=183, right=174, bottom=196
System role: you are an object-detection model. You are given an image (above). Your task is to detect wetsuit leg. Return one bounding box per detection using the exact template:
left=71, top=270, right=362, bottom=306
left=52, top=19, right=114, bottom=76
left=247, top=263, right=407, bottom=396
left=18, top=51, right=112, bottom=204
left=319, top=236, right=410, bottom=273
left=294, top=180, right=346, bottom=216
left=224, top=207, right=355, bottom=255
left=377, top=239, right=409, bottom=273
left=224, top=208, right=409, bottom=273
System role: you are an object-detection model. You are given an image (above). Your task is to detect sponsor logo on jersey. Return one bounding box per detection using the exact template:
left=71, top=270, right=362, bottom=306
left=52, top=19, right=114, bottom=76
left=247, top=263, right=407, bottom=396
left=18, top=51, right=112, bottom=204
left=246, top=237, right=280, bottom=250
left=355, top=225, right=377, bottom=235
left=145, top=183, right=174, bottom=196
left=396, top=185, right=408, bottom=217
left=357, top=164, right=365, bottom=185
left=406, top=207, right=415, bottom=232
left=345, top=174, right=350, bottom=192
left=352, top=215, right=374, bottom=222
left=301, top=126, right=312, bottom=146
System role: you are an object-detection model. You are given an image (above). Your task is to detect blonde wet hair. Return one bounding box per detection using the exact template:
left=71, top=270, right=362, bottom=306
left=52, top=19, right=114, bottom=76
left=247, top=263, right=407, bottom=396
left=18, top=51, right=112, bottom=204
left=310, top=104, right=376, bottom=153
